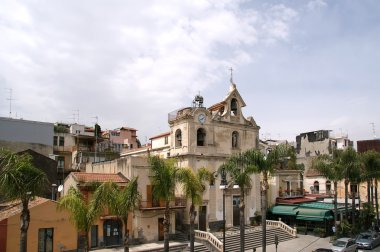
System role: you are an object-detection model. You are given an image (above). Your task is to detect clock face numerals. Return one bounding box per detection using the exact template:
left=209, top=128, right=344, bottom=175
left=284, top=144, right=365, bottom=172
left=198, top=113, right=206, bottom=124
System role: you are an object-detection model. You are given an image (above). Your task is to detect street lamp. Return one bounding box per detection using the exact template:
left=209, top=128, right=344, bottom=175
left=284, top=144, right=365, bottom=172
left=220, top=167, right=228, bottom=252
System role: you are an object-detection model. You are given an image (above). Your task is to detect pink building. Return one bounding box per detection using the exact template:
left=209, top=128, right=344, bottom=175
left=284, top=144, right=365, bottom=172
left=100, top=127, right=139, bottom=153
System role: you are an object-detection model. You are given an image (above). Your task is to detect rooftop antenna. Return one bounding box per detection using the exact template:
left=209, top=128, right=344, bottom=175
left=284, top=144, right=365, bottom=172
left=370, top=122, right=377, bottom=139
left=73, top=109, right=79, bottom=123
left=6, top=88, right=15, bottom=118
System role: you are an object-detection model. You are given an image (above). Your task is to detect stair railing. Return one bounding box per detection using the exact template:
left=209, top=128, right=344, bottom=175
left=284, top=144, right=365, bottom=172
left=266, top=220, right=297, bottom=237
left=194, top=230, right=223, bottom=251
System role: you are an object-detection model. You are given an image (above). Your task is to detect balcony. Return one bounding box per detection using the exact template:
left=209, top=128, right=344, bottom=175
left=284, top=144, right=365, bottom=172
left=139, top=197, right=186, bottom=211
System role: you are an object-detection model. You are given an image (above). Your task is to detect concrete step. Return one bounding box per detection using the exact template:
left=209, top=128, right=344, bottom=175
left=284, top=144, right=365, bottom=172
left=182, top=242, right=210, bottom=252
left=222, top=227, right=294, bottom=251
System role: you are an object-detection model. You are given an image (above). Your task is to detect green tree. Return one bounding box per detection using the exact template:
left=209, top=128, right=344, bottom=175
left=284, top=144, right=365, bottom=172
left=57, top=187, right=103, bottom=252
left=313, top=150, right=344, bottom=235
left=177, top=167, right=211, bottom=252
left=361, top=151, right=380, bottom=224
left=0, top=149, right=48, bottom=252
left=149, top=156, right=178, bottom=252
left=244, top=144, right=293, bottom=252
left=340, top=147, right=361, bottom=218
left=92, top=177, right=141, bottom=252
left=219, top=151, right=256, bottom=252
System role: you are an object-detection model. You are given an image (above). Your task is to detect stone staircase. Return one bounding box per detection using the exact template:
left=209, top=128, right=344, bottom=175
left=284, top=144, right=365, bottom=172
left=192, top=225, right=295, bottom=252
left=133, top=225, right=295, bottom=251
left=222, top=226, right=294, bottom=251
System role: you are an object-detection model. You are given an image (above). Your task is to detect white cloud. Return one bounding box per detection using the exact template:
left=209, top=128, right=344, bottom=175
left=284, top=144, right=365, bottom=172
left=307, top=0, right=327, bottom=11
left=0, top=1, right=298, bottom=140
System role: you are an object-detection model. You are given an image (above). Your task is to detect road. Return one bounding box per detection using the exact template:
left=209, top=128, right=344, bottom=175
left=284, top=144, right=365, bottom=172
left=253, top=234, right=380, bottom=252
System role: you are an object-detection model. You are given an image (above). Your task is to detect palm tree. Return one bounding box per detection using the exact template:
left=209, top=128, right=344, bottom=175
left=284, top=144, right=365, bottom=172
left=361, top=151, right=380, bottom=224
left=244, top=144, right=293, bottom=252
left=0, top=149, right=48, bottom=252
left=57, top=186, right=103, bottom=252
left=340, top=147, right=361, bottom=218
left=149, top=156, right=178, bottom=252
left=92, top=177, right=141, bottom=252
left=177, top=167, right=211, bottom=252
left=313, top=150, right=344, bottom=235
left=219, top=150, right=256, bottom=252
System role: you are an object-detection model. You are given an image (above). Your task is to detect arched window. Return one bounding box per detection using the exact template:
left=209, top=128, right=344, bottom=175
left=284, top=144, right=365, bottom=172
left=313, top=181, right=319, bottom=194
left=232, top=131, right=239, bottom=148
left=197, top=128, right=206, bottom=146
left=326, top=180, right=331, bottom=194
left=175, top=129, right=182, bottom=147
left=231, top=98, right=238, bottom=116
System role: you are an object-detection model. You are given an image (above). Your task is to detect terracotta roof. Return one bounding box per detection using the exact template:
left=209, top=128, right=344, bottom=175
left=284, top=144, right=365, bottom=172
left=276, top=197, right=316, bottom=204
left=72, top=172, right=129, bottom=183
left=150, top=132, right=170, bottom=140
left=0, top=197, right=50, bottom=221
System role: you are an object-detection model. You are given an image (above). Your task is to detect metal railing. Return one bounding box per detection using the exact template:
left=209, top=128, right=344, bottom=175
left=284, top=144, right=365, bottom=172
left=139, top=198, right=186, bottom=209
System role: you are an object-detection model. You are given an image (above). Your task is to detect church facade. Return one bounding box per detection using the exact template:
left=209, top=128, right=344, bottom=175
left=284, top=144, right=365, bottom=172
left=167, top=83, right=261, bottom=230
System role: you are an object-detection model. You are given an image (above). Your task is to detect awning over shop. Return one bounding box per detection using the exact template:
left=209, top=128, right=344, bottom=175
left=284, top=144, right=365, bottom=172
left=270, top=205, right=298, bottom=216
left=296, top=208, right=334, bottom=221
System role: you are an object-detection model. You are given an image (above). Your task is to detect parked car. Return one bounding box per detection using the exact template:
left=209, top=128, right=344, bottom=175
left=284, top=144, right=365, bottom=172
left=331, top=238, right=358, bottom=252
left=356, top=232, right=380, bottom=250
left=313, top=249, right=333, bottom=252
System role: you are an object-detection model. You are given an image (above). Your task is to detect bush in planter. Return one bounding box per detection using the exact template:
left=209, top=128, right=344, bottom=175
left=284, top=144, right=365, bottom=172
left=313, top=227, right=326, bottom=237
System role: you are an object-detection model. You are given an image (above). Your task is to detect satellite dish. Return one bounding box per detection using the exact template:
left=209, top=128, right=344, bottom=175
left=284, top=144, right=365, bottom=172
left=57, top=185, right=63, bottom=192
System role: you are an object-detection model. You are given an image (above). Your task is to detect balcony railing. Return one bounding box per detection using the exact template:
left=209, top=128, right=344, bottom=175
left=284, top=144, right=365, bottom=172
left=279, top=189, right=336, bottom=198
left=139, top=198, right=186, bottom=211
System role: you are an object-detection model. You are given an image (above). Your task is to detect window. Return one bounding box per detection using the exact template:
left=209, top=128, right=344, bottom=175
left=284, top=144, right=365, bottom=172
left=197, top=128, right=206, bottom=146
left=53, top=136, right=58, bottom=146
left=59, top=136, right=64, bottom=146
left=232, top=131, right=239, bottom=148
left=38, top=228, right=53, bottom=252
left=326, top=180, right=331, bottom=194
left=164, top=136, right=168, bottom=145
left=57, top=156, right=64, bottom=169
left=350, top=184, right=358, bottom=198
left=231, top=98, right=238, bottom=116
left=175, top=129, right=182, bottom=147
left=313, top=181, right=319, bottom=194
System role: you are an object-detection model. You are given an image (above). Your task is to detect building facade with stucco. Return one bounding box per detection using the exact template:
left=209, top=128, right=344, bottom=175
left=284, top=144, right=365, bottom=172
left=88, top=82, right=261, bottom=242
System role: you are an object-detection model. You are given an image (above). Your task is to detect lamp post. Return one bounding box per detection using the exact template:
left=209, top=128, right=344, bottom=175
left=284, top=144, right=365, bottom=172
left=220, top=167, right=227, bottom=252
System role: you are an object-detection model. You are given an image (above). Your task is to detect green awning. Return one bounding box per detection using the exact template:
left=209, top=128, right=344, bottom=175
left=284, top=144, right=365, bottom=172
left=296, top=208, right=334, bottom=221
left=270, top=205, right=298, bottom=216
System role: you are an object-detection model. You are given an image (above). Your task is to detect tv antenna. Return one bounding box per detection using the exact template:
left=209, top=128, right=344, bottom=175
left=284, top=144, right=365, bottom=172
left=72, top=109, right=79, bottom=123
left=370, top=122, right=377, bottom=139
left=6, top=88, right=15, bottom=118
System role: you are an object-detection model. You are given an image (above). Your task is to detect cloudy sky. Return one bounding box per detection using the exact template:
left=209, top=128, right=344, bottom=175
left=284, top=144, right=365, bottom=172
left=1, top=0, right=379, bottom=144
